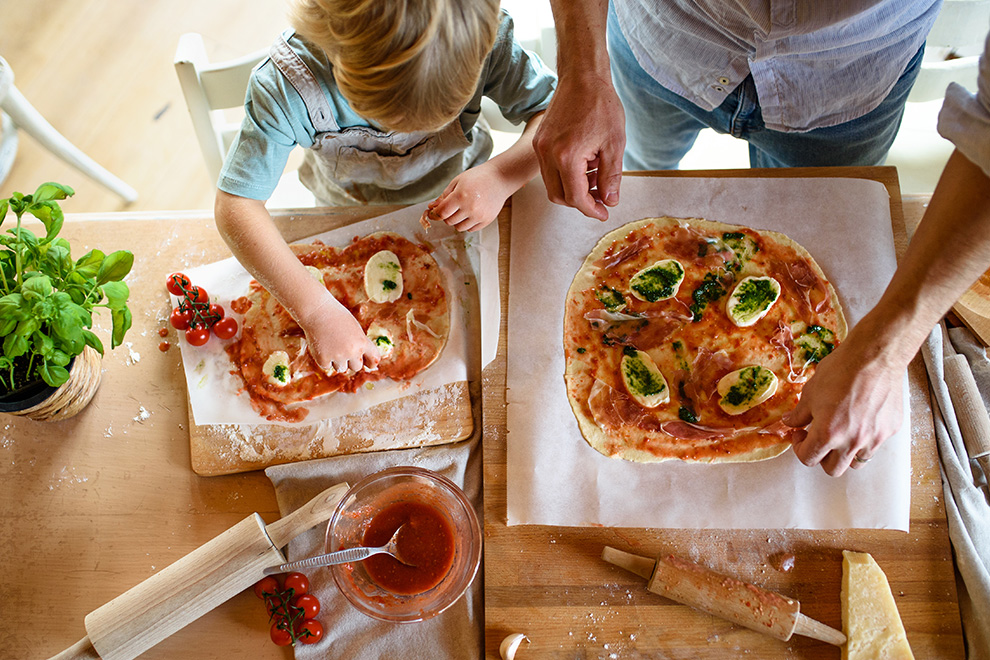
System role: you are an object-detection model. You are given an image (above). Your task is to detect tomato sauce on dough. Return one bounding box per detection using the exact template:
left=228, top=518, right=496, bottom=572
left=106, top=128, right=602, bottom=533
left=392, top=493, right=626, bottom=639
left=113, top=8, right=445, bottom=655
left=362, top=500, right=456, bottom=595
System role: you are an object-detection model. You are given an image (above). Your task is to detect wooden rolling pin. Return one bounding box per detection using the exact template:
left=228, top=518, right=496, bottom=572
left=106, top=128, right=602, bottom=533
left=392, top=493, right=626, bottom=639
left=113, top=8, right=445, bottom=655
left=943, top=351, right=990, bottom=496
left=46, top=482, right=349, bottom=660
left=601, top=546, right=846, bottom=646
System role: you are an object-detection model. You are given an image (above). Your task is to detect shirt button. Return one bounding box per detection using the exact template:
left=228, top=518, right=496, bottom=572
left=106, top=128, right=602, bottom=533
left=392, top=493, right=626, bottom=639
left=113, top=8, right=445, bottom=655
left=718, top=77, right=730, bottom=85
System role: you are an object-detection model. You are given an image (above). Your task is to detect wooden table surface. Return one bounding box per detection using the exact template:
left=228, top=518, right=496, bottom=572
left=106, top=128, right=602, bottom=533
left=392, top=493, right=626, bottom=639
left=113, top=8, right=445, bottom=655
left=0, top=168, right=964, bottom=660
left=482, top=169, right=964, bottom=659
left=0, top=206, right=403, bottom=660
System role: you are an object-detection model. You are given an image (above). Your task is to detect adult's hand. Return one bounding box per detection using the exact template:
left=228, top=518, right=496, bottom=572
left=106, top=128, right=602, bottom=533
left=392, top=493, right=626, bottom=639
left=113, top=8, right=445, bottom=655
left=783, top=318, right=905, bottom=477
left=533, top=75, right=626, bottom=221
left=534, top=0, right=624, bottom=221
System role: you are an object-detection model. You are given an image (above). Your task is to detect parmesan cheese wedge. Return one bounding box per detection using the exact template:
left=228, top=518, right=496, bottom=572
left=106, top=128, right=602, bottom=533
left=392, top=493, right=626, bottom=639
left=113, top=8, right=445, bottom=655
left=365, top=250, right=403, bottom=303
left=726, top=276, right=781, bottom=326
left=262, top=351, right=291, bottom=387
left=620, top=348, right=669, bottom=408
left=629, top=259, right=685, bottom=302
left=841, top=550, right=914, bottom=660
left=717, top=365, right=778, bottom=415
left=367, top=323, right=394, bottom=359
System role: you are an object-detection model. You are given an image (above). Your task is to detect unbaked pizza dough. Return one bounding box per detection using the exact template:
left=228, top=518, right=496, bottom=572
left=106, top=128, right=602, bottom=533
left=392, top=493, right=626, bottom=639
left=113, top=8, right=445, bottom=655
left=226, top=231, right=449, bottom=422
left=563, top=217, right=846, bottom=463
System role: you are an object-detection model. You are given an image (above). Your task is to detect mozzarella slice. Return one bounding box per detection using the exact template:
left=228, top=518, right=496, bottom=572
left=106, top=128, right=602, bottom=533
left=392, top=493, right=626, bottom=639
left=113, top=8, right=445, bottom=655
left=620, top=348, right=670, bottom=408
left=305, top=265, right=325, bottom=284
left=364, top=250, right=403, bottom=303
left=717, top=365, right=778, bottom=415
left=629, top=259, right=685, bottom=302
left=367, top=324, right=395, bottom=359
left=726, top=276, right=781, bottom=326
left=262, top=351, right=292, bottom=387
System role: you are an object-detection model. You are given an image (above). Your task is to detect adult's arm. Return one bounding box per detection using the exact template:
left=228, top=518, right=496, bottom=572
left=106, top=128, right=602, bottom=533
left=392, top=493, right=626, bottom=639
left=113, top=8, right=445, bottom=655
left=785, top=149, right=990, bottom=476
left=532, top=0, right=625, bottom=221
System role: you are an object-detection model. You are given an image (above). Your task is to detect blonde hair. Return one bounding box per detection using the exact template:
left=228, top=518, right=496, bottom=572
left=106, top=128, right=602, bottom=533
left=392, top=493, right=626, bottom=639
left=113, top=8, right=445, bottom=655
left=289, top=0, right=500, bottom=132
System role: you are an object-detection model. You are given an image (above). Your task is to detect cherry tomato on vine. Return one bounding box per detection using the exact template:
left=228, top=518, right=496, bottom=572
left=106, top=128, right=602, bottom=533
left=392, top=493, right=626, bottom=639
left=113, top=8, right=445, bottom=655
left=291, top=593, right=321, bottom=619
left=189, top=286, right=209, bottom=305
left=169, top=307, right=192, bottom=330
left=295, top=619, right=324, bottom=644
left=270, top=623, right=293, bottom=647
left=212, top=317, right=239, bottom=340
left=166, top=272, right=191, bottom=296
left=185, top=326, right=210, bottom=347
left=208, top=303, right=225, bottom=321
left=253, top=576, right=279, bottom=600
left=283, top=572, right=309, bottom=596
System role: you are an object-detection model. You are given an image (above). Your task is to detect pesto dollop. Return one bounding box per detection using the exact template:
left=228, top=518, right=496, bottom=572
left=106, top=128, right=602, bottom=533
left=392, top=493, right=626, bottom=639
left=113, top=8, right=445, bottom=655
left=620, top=347, right=669, bottom=407
left=690, top=272, right=727, bottom=321
left=722, top=366, right=773, bottom=407
left=595, top=285, right=626, bottom=311
left=726, top=276, right=780, bottom=326
left=795, top=325, right=836, bottom=363
left=630, top=259, right=684, bottom=302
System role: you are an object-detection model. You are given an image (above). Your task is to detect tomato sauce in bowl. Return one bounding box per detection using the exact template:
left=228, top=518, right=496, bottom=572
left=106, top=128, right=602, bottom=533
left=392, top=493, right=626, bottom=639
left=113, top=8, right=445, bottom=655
left=326, top=466, right=482, bottom=623
left=363, top=501, right=456, bottom=595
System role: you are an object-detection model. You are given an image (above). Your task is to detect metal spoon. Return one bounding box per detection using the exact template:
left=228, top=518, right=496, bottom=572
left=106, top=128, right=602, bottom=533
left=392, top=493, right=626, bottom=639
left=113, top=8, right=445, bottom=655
left=264, top=524, right=413, bottom=575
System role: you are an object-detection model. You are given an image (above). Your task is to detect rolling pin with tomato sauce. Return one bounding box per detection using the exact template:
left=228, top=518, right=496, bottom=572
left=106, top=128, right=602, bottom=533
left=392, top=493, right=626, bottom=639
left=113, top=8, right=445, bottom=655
left=602, top=546, right=846, bottom=646
left=45, top=482, right=349, bottom=660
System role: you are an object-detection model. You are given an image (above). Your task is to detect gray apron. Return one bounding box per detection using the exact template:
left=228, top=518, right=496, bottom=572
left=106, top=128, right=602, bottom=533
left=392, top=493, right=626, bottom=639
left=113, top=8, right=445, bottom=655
left=270, top=36, right=492, bottom=206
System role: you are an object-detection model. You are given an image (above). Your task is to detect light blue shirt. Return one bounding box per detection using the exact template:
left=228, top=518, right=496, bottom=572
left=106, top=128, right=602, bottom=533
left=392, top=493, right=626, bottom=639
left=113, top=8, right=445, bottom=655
left=219, top=11, right=556, bottom=200
left=939, top=27, right=990, bottom=177
left=614, top=0, right=941, bottom=132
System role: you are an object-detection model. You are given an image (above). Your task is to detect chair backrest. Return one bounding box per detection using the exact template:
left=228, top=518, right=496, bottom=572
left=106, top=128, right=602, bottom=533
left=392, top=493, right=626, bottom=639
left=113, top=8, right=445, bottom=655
left=174, top=33, right=268, bottom=183
left=909, top=0, right=990, bottom=102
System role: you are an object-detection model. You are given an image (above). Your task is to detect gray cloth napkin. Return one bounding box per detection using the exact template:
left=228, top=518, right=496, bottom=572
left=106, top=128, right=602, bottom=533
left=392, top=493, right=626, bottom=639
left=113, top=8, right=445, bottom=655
left=921, top=325, right=990, bottom=659
left=264, top=437, right=482, bottom=660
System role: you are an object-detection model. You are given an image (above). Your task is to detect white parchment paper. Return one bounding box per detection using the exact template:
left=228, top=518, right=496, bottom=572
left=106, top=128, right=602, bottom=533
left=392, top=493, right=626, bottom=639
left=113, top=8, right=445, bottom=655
left=176, top=203, right=494, bottom=427
left=506, top=176, right=911, bottom=530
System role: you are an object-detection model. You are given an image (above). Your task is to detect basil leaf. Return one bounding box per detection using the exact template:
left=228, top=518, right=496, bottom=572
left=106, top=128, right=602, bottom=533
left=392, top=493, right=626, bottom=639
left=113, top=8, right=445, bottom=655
left=101, top=281, right=130, bottom=311
left=111, top=307, right=133, bottom=349
left=82, top=329, right=105, bottom=356
left=40, top=362, right=70, bottom=388
left=32, top=182, right=74, bottom=204
left=96, top=250, right=133, bottom=284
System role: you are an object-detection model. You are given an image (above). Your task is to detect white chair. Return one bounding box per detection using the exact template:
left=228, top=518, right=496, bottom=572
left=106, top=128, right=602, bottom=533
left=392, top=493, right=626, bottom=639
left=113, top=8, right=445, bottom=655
left=0, top=56, right=137, bottom=202
left=174, top=33, right=314, bottom=207
left=886, top=0, right=989, bottom=192
left=909, top=0, right=989, bottom=102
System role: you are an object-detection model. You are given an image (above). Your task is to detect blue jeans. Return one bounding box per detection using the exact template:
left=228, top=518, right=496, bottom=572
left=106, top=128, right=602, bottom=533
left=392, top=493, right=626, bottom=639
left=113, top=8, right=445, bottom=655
left=607, top=5, right=925, bottom=169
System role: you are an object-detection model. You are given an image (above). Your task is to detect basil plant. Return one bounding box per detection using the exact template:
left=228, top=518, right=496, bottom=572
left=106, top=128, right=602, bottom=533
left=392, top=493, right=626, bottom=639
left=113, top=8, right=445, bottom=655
left=0, top=183, right=133, bottom=391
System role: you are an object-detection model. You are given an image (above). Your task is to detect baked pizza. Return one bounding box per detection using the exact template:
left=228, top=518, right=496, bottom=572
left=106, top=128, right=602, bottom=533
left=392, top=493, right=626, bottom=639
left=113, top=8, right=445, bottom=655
left=563, top=217, right=846, bottom=463
left=226, top=232, right=449, bottom=422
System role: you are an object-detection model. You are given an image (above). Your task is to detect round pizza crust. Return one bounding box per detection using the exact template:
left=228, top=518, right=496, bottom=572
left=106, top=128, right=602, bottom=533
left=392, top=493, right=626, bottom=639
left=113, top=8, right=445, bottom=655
left=563, top=216, right=846, bottom=464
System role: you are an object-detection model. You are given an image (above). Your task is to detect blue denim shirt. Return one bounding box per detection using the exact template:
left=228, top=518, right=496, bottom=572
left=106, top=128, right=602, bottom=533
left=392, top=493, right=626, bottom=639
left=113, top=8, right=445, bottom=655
left=614, top=0, right=941, bottom=132
left=219, top=10, right=556, bottom=200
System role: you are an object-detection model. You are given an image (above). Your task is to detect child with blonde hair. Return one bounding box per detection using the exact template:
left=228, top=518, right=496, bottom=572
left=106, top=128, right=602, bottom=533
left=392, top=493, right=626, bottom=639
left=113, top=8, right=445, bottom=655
left=215, top=0, right=555, bottom=375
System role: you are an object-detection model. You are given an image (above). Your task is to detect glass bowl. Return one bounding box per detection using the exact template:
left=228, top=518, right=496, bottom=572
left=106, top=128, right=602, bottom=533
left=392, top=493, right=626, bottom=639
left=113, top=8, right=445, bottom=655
left=325, top=466, right=482, bottom=623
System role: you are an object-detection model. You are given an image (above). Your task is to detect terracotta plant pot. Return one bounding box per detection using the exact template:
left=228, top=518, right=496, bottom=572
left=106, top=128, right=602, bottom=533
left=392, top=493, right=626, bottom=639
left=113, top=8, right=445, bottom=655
left=0, top=346, right=103, bottom=421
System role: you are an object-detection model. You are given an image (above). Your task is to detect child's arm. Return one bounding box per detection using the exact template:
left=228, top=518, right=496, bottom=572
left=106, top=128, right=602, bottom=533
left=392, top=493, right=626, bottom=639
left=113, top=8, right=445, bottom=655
left=425, top=111, right=546, bottom=232
left=214, top=191, right=381, bottom=374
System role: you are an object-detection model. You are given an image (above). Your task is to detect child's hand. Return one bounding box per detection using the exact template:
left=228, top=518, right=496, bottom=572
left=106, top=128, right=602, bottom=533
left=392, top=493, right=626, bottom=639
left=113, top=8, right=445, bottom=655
left=425, top=164, right=511, bottom=232
left=299, top=295, right=381, bottom=375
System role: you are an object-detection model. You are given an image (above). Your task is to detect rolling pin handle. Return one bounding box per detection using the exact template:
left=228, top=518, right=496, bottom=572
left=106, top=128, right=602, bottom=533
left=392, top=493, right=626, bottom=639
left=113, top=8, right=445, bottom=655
left=792, top=613, right=847, bottom=646
left=45, top=636, right=100, bottom=660
left=264, top=482, right=350, bottom=549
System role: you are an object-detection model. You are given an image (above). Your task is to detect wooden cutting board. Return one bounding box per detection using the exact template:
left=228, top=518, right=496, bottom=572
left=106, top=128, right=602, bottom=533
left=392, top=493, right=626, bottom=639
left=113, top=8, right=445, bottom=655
left=185, top=209, right=477, bottom=476
left=953, top=269, right=990, bottom=346
left=187, top=381, right=473, bottom=476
